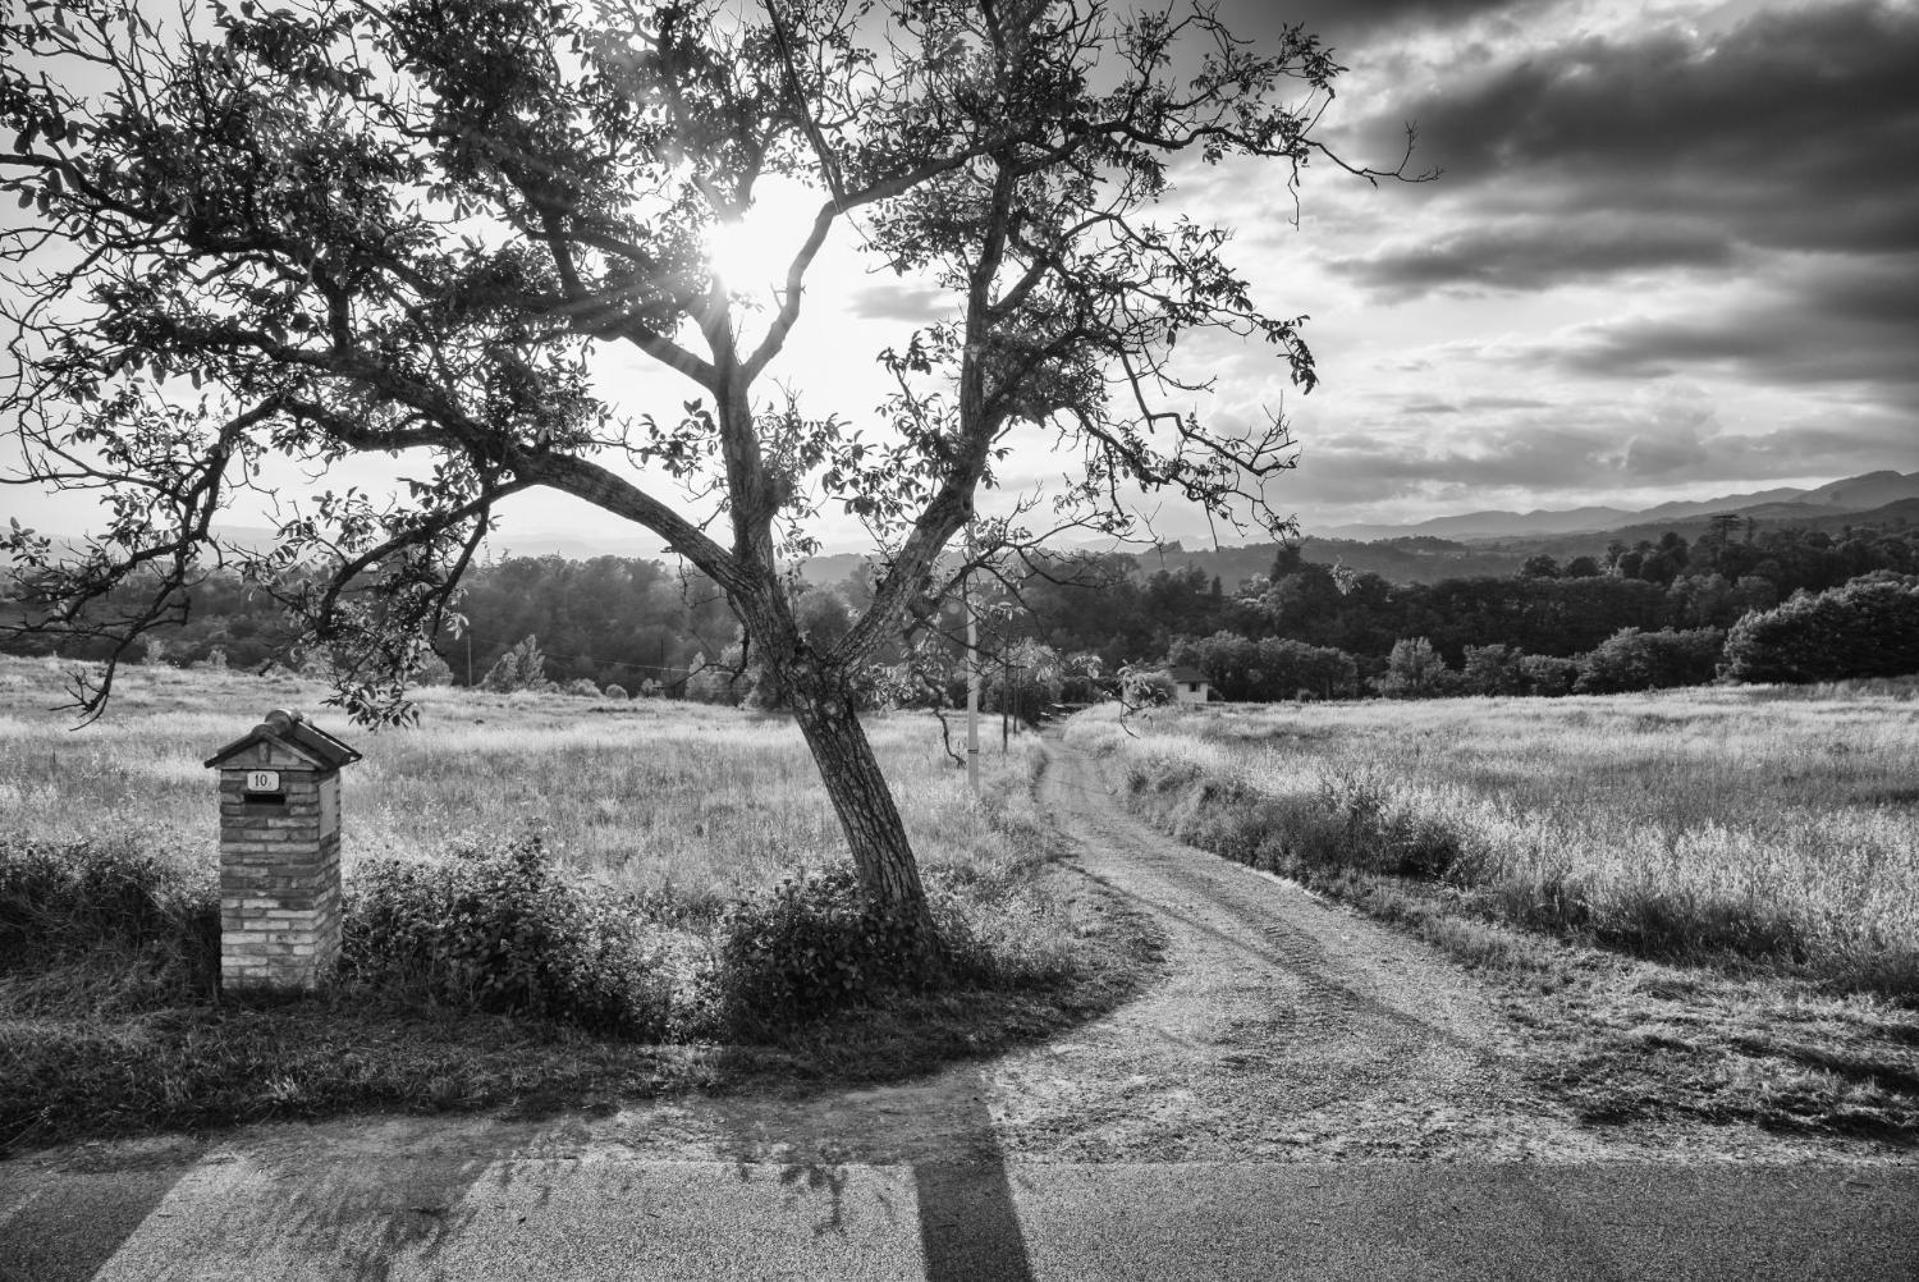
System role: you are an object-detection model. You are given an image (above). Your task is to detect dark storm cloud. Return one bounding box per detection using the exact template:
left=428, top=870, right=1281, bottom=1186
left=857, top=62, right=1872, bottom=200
left=1235, top=0, right=1520, bottom=49
left=1533, top=253, right=1919, bottom=392
left=1392, top=1, right=1917, bottom=191
left=1337, top=216, right=1734, bottom=293
left=1555, top=313, right=1919, bottom=390
left=1335, top=0, right=1919, bottom=292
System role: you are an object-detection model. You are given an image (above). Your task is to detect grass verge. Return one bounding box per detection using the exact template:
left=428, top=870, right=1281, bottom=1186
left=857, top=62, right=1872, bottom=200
left=1076, top=701, right=1919, bottom=1144
left=1, top=766, right=1158, bottom=1156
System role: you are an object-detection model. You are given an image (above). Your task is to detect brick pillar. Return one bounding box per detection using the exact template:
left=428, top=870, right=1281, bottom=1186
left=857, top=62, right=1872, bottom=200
left=209, top=709, right=356, bottom=993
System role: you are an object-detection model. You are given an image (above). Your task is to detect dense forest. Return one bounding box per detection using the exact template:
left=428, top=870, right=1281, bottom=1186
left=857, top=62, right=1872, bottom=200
left=5, top=511, right=1915, bottom=705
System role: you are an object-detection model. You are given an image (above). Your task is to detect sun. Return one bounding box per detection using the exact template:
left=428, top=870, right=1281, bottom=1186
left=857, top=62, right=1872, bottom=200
left=702, top=176, right=828, bottom=304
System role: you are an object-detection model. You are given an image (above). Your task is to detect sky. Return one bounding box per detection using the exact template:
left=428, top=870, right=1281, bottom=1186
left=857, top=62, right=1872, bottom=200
left=1207, top=0, right=1919, bottom=533
left=5, top=0, right=1916, bottom=554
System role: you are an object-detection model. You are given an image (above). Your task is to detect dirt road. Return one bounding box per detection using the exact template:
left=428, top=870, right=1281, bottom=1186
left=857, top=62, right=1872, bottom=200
left=979, top=737, right=1592, bottom=1161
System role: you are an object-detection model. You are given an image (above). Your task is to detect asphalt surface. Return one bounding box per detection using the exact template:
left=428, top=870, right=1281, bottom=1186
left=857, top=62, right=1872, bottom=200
left=4, top=1149, right=1917, bottom=1280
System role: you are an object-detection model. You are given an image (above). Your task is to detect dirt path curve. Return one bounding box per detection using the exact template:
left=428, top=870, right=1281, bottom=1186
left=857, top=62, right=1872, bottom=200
left=517, top=731, right=1610, bottom=1168
left=973, top=734, right=1596, bottom=1162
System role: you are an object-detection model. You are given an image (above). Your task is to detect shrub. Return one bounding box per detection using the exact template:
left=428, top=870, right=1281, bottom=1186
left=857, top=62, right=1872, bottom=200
left=1120, top=666, right=1176, bottom=707
left=603, top=682, right=629, bottom=700
left=714, top=863, right=937, bottom=1034
left=1723, top=574, right=1919, bottom=684
left=1519, top=653, right=1580, bottom=697
left=1459, top=643, right=1526, bottom=696
left=1574, top=627, right=1724, bottom=694
left=0, top=834, right=219, bottom=1002
left=1258, top=638, right=1358, bottom=700
left=684, top=664, right=744, bottom=705
left=563, top=677, right=602, bottom=697
left=340, top=834, right=665, bottom=1037
left=1131, top=758, right=1462, bottom=883
left=411, top=651, right=455, bottom=686
left=1373, top=637, right=1458, bottom=699
left=480, top=635, right=549, bottom=692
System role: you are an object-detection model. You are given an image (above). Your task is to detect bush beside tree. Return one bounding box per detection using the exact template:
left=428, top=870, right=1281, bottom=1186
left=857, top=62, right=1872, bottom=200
left=1723, top=575, right=1919, bottom=684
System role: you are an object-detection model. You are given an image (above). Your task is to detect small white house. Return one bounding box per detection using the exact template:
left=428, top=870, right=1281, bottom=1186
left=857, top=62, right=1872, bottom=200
left=1167, top=666, right=1212, bottom=705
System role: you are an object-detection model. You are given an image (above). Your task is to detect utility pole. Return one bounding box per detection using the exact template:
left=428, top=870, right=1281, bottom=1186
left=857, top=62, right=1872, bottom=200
left=965, top=522, right=980, bottom=794
left=1000, top=651, right=1010, bottom=753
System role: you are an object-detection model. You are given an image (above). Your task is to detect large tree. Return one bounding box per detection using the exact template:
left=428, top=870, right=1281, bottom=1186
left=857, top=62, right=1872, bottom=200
left=1, top=0, right=1413, bottom=938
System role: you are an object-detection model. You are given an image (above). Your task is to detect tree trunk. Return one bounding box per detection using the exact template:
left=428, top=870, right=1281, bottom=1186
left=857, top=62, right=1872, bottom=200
left=788, top=679, right=936, bottom=940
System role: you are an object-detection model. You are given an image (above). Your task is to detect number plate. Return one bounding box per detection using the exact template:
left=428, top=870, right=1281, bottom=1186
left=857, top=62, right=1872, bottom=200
left=245, top=770, right=281, bottom=793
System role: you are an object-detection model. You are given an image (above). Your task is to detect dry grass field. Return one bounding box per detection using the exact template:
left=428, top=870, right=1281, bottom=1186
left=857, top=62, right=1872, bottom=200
left=0, top=654, right=1037, bottom=905
left=1070, top=683, right=1919, bottom=1137
left=1071, top=683, right=1919, bottom=994
left=0, top=654, right=1133, bottom=1150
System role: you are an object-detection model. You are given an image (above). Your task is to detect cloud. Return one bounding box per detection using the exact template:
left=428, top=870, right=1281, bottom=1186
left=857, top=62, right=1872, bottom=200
left=1623, top=421, right=1710, bottom=477
left=845, top=281, right=947, bottom=323
left=1354, top=1, right=1919, bottom=256
left=1235, top=0, right=1525, bottom=49
left=1335, top=215, right=1735, bottom=294
left=1459, top=394, right=1551, bottom=411
left=1516, top=258, right=1919, bottom=394
left=1293, top=420, right=1633, bottom=503
left=1278, top=379, right=1916, bottom=512
left=1169, top=2, right=1918, bottom=528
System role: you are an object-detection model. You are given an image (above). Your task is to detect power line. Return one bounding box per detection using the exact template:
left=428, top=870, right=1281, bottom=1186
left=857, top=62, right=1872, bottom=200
left=450, top=628, right=711, bottom=678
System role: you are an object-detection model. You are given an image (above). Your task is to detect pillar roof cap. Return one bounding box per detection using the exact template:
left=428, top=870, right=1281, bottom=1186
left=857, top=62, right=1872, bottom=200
left=203, top=709, right=362, bottom=771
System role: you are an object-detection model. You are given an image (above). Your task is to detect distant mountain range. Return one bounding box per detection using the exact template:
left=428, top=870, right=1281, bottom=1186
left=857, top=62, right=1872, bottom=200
left=26, top=469, right=1913, bottom=593
left=1316, top=470, right=1919, bottom=542
left=787, top=470, right=1919, bottom=589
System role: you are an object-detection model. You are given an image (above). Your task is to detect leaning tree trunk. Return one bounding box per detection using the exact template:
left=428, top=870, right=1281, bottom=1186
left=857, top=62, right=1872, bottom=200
left=787, top=673, right=938, bottom=942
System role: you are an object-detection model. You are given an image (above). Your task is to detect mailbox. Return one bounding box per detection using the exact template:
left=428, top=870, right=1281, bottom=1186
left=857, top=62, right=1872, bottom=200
left=204, top=709, right=361, bottom=992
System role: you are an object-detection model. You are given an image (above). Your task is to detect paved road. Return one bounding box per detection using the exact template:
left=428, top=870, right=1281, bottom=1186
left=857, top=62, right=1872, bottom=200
left=4, top=734, right=1916, bottom=1278
left=4, top=1146, right=1917, bottom=1280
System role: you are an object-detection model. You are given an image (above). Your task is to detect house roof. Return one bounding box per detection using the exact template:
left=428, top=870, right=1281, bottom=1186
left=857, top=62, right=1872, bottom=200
left=204, top=709, right=362, bottom=771
left=1167, top=666, right=1209, bottom=684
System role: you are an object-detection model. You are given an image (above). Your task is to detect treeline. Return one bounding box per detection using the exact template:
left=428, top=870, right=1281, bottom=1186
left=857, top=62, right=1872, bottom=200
left=1010, top=517, right=1918, bottom=701
left=0, top=556, right=740, bottom=692
left=1093, top=573, right=1918, bottom=705
left=1005, top=515, right=1917, bottom=673
left=5, top=514, right=1914, bottom=702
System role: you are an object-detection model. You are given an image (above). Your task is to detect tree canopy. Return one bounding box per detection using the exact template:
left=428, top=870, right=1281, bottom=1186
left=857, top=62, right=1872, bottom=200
left=2, top=0, right=1414, bottom=925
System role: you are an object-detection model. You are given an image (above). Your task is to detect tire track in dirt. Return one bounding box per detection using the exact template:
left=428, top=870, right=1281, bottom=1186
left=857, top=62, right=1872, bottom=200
left=968, top=736, right=1603, bottom=1162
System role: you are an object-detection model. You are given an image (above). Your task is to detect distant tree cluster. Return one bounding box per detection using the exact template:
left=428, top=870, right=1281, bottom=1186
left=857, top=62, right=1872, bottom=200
left=1723, top=573, right=1919, bottom=685
left=987, top=517, right=1919, bottom=700
left=7, top=520, right=1913, bottom=704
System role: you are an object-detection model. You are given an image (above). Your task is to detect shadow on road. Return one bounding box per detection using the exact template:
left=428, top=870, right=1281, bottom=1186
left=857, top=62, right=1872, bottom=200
left=0, top=1158, right=192, bottom=1282
left=912, top=1073, right=1035, bottom=1282
left=704, top=1061, right=1035, bottom=1280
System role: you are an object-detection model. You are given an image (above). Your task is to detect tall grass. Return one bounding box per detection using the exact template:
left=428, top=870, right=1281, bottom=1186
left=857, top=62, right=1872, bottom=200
left=1073, top=683, right=1919, bottom=998
left=0, top=656, right=1127, bottom=1147
left=0, top=654, right=1042, bottom=905
left=0, top=653, right=1073, bottom=1029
